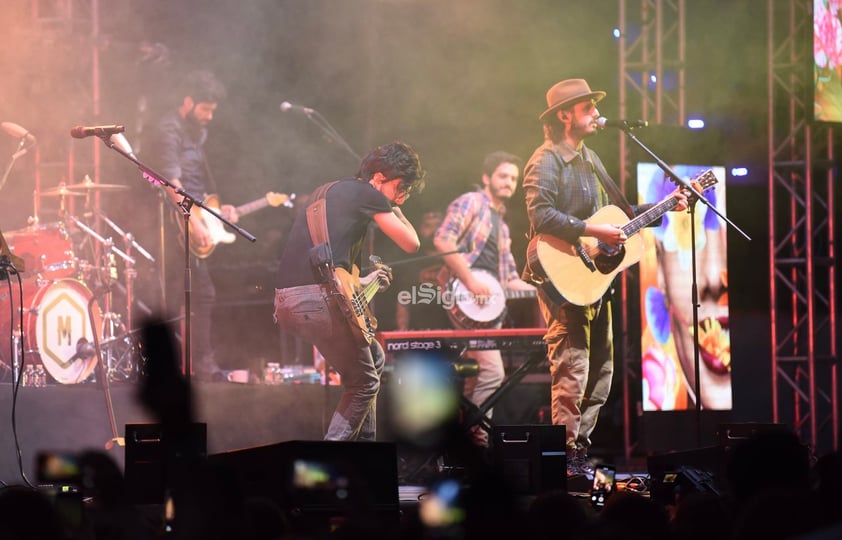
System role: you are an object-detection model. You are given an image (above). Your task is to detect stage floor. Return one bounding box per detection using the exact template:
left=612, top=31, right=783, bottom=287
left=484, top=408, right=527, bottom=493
left=0, top=377, right=551, bottom=484
left=0, top=381, right=333, bottom=483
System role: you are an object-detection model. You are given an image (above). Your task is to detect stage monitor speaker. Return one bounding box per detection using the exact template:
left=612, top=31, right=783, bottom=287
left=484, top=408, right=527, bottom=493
left=124, top=423, right=207, bottom=504
left=716, top=422, right=788, bottom=450
left=207, top=440, right=399, bottom=533
left=648, top=423, right=792, bottom=506
left=492, top=424, right=566, bottom=495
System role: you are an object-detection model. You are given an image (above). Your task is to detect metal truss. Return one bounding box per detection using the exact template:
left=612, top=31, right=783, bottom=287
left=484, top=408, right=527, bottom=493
left=30, top=0, right=101, bottom=198
left=768, top=0, right=838, bottom=454
left=617, top=0, right=686, bottom=462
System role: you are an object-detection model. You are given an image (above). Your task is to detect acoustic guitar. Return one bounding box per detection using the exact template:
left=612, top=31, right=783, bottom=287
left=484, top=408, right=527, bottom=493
left=526, top=169, right=717, bottom=306
left=181, top=191, right=294, bottom=258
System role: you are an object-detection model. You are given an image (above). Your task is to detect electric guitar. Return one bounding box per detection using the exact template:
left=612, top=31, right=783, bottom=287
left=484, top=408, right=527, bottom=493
left=526, top=169, right=718, bottom=306
left=183, top=192, right=294, bottom=258
left=447, top=268, right=537, bottom=329
left=332, top=255, right=392, bottom=347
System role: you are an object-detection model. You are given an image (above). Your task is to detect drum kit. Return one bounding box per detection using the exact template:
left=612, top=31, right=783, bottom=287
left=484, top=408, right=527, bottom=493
left=0, top=177, right=152, bottom=386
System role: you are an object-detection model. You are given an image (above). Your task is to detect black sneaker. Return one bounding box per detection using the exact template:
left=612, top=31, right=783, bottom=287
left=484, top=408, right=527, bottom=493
left=566, top=448, right=595, bottom=478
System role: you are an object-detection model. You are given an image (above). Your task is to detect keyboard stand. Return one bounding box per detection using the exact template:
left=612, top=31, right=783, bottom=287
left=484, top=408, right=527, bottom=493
left=402, top=348, right=546, bottom=484
left=461, top=350, right=546, bottom=435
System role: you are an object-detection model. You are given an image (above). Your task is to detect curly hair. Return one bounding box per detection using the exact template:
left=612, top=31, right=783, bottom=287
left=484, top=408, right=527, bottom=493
left=357, top=141, right=426, bottom=194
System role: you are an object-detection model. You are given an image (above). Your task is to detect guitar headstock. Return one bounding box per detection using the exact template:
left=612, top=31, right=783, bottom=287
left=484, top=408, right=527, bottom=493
left=266, top=192, right=296, bottom=208
left=678, top=169, right=719, bottom=204
left=694, top=169, right=718, bottom=191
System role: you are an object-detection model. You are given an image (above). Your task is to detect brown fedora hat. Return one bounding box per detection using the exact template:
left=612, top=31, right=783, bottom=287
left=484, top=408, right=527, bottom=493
left=539, top=78, right=606, bottom=121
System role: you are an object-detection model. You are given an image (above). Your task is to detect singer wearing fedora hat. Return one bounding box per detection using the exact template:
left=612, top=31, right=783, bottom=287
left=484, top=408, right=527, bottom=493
left=521, top=79, right=690, bottom=477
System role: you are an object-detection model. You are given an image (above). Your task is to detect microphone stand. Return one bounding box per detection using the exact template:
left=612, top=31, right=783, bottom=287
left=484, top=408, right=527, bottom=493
left=296, top=108, right=360, bottom=162
left=617, top=126, right=751, bottom=448
left=94, top=133, right=257, bottom=385
left=0, top=137, right=31, bottom=192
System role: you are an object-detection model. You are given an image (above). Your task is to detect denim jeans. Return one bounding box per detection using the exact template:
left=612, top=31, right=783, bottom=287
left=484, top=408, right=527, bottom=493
left=274, top=285, right=384, bottom=441
left=537, top=288, right=614, bottom=450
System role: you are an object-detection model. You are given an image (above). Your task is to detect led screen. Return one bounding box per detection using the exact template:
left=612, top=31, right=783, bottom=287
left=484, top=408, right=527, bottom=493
left=637, top=163, right=732, bottom=411
left=814, top=0, right=842, bottom=122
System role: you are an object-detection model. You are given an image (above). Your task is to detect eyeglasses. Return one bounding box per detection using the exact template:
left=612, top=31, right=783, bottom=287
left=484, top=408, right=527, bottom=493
left=390, top=178, right=414, bottom=197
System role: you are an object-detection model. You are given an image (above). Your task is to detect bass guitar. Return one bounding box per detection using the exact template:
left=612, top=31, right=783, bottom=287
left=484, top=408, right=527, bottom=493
left=526, top=169, right=717, bottom=306
left=182, top=192, right=294, bottom=258
left=332, top=255, right=392, bottom=347
left=447, top=268, right=537, bottom=329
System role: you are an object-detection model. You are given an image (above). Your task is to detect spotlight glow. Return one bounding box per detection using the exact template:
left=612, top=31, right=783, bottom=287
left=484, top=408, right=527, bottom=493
left=730, top=167, right=749, bottom=177
left=687, top=118, right=705, bottom=129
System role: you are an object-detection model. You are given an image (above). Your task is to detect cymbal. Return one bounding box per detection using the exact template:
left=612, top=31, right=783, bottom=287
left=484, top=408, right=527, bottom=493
left=65, top=178, right=128, bottom=193
left=41, top=185, right=86, bottom=197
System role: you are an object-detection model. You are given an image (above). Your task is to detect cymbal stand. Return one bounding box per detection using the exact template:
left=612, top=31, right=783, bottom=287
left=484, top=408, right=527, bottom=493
left=93, top=207, right=156, bottom=334
left=65, top=215, right=137, bottom=380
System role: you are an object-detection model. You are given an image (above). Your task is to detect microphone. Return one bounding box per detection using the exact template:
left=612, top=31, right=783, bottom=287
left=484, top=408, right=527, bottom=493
left=1, top=122, right=36, bottom=144
left=70, top=124, right=126, bottom=139
left=280, top=101, right=314, bottom=115
left=68, top=338, right=96, bottom=362
left=596, top=117, right=648, bottom=129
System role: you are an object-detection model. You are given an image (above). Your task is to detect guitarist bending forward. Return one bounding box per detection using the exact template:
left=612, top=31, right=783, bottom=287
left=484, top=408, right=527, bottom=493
left=522, top=79, right=690, bottom=477
left=274, top=142, right=424, bottom=441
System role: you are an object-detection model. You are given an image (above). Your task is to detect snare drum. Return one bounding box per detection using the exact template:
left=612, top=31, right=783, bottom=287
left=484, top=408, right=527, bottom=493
left=6, top=222, right=76, bottom=280
left=0, top=279, right=102, bottom=384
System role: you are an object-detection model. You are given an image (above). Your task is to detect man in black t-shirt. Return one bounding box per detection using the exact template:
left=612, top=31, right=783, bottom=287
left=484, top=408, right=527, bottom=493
left=274, top=142, right=425, bottom=441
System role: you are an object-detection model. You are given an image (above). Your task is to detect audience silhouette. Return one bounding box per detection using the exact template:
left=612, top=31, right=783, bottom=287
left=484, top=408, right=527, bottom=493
left=0, top=317, right=840, bottom=540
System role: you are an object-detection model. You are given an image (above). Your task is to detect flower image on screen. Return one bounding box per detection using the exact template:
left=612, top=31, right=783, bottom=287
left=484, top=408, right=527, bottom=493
left=814, top=0, right=842, bottom=122
left=637, top=163, right=732, bottom=411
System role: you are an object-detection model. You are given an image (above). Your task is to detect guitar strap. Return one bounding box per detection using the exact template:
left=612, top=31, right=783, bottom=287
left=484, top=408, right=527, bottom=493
left=305, top=181, right=340, bottom=284
left=587, top=146, right=635, bottom=220
left=305, top=181, right=338, bottom=248
left=304, top=180, right=375, bottom=344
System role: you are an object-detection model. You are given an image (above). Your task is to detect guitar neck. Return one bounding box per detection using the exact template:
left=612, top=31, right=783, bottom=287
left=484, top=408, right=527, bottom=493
left=234, top=197, right=269, bottom=217
left=622, top=195, right=680, bottom=237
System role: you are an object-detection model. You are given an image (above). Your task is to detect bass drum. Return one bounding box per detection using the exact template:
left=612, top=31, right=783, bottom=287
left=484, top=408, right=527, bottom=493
left=17, top=280, right=102, bottom=384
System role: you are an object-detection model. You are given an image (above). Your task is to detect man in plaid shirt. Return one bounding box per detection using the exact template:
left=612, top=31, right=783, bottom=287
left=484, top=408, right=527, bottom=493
left=434, top=151, right=536, bottom=446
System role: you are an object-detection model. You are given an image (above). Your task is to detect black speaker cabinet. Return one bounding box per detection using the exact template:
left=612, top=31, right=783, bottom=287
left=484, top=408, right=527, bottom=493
left=491, top=424, right=566, bottom=494
left=207, top=440, right=399, bottom=533
left=124, top=423, right=207, bottom=504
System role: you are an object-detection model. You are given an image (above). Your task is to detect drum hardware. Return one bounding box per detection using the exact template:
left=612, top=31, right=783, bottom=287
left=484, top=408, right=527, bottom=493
left=66, top=209, right=154, bottom=384
left=64, top=176, right=130, bottom=194
left=65, top=215, right=135, bottom=267
left=91, top=208, right=154, bottom=376
left=40, top=184, right=88, bottom=198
